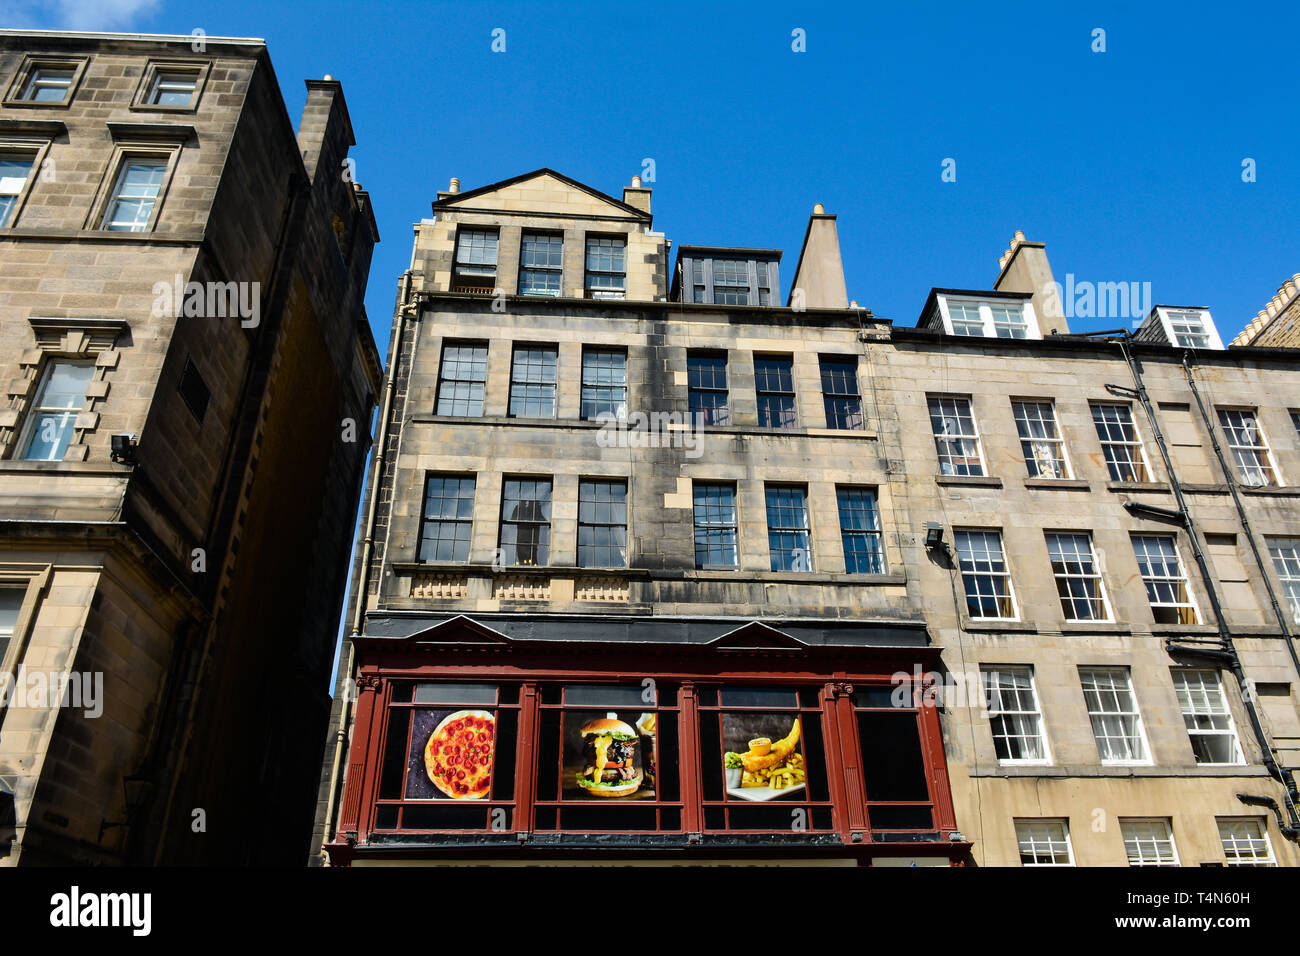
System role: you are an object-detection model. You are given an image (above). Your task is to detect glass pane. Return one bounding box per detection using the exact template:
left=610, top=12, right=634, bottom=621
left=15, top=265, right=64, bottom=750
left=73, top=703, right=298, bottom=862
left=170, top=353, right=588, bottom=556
left=412, top=682, right=497, bottom=705
left=719, top=710, right=808, bottom=800
left=563, top=684, right=655, bottom=707
left=564, top=709, right=658, bottom=800
left=858, top=712, right=930, bottom=801
left=403, top=707, right=499, bottom=800
left=717, top=687, right=798, bottom=707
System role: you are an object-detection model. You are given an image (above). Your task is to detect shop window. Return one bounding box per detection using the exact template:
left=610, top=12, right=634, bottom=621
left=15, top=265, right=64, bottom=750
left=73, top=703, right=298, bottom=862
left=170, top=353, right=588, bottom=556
left=373, top=682, right=521, bottom=832
left=533, top=683, right=679, bottom=833
left=696, top=685, right=834, bottom=832
left=854, top=686, right=935, bottom=832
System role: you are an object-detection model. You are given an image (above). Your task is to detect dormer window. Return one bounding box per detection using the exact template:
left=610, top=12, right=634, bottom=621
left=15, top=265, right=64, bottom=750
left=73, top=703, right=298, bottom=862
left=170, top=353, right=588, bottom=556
left=932, top=294, right=1040, bottom=340
left=1139, top=307, right=1225, bottom=350
left=674, top=249, right=780, bottom=306
left=451, top=228, right=498, bottom=294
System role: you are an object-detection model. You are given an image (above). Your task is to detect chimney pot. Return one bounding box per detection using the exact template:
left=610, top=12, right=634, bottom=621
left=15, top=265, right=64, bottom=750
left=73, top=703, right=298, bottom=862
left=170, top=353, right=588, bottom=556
left=631, top=176, right=642, bottom=188
left=323, top=74, right=334, bottom=81
left=449, top=177, right=460, bottom=194
left=813, top=203, right=825, bottom=215
left=849, top=299, right=858, bottom=308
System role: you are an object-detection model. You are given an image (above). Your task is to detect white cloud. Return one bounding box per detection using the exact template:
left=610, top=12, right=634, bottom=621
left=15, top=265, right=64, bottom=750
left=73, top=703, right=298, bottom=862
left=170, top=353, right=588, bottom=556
left=0, top=0, right=162, bottom=31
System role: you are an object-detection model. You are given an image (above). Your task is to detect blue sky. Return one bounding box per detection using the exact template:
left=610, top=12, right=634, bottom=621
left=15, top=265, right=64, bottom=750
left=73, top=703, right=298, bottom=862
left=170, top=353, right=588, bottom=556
left=4, top=0, right=1297, bottom=348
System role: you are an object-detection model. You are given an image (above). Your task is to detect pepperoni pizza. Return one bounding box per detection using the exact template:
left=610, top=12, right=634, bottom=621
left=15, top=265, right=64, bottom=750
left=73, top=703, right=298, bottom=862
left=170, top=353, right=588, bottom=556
left=423, top=709, right=496, bottom=800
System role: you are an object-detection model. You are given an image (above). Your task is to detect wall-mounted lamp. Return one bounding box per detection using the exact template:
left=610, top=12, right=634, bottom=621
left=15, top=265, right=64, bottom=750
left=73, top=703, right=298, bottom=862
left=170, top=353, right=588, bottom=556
left=110, top=433, right=138, bottom=466
left=924, top=523, right=945, bottom=549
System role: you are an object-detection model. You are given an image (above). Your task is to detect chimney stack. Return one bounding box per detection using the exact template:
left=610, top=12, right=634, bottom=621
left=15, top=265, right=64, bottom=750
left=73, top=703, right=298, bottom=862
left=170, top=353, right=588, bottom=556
left=788, top=203, right=849, bottom=309
left=994, top=230, right=1067, bottom=333
left=623, top=175, right=651, bottom=215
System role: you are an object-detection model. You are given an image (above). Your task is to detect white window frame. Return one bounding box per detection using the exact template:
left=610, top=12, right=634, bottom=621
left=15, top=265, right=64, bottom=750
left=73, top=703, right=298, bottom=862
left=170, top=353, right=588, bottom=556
left=1172, top=669, right=1244, bottom=766
left=1012, top=399, right=1073, bottom=479
left=1120, top=818, right=1180, bottom=866
left=1267, top=537, right=1300, bottom=626
left=1079, top=667, right=1151, bottom=765
left=928, top=394, right=986, bottom=477
left=1216, top=407, right=1280, bottom=487
left=1216, top=817, right=1275, bottom=866
left=1015, top=819, right=1074, bottom=866
left=94, top=147, right=179, bottom=233
left=1131, top=534, right=1200, bottom=625
left=1155, top=307, right=1223, bottom=350
left=982, top=666, right=1051, bottom=765
left=937, top=295, right=1041, bottom=340
left=1091, top=402, right=1152, bottom=483
left=1047, top=531, right=1112, bottom=622
left=147, top=71, right=199, bottom=107
left=954, top=529, right=1019, bottom=621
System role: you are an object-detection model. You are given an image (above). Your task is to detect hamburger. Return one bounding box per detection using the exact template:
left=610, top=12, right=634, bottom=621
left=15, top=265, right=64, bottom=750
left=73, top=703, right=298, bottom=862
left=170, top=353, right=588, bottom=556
left=576, top=715, right=642, bottom=797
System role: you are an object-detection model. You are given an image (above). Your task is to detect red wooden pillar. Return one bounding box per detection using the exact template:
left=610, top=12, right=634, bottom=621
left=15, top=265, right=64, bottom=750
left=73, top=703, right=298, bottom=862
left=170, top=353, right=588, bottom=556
left=827, top=681, right=867, bottom=840
left=679, top=682, right=701, bottom=837
left=337, top=671, right=383, bottom=843
left=515, top=682, right=539, bottom=837
left=917, top=670, right=958, bottom=834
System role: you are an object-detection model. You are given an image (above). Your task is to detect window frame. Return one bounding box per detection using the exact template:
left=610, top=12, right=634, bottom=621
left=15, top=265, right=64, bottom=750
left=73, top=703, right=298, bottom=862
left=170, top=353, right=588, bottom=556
left=0, top=567, right=46, bottom=681
left=1216, top=817, right=1275, bottom=866
left=1046, top=531, right=1112, bottom=622
left=836, top=486, right=885, bottom=574
left=1216, top=407, right=1280, bottom=487
left=579, top=347, right=627, bottom=421
left=497, top=476, right=553, bottom=567
left=1015, top=818, right=1074, bottom=866
left=507, top=344, right=558, bottom=419
left=92, top=146, right=181, bottom=234
left=583, top=234, right=627, bottom=298
left=928, top=394, right=986, bottom=477
left=131, top=59, right=210, bottom=113
left=686, top=350, right=729, bottom=426
left=451, top=227, right=500, bottom=293
left=981, top=666, right=1051, bottom=765
left=953, top=528, right=1018, bottom=621
left=1171, top=668, right=1244, bottom=766
left=418, top=473, right=477, bottom=564
left=1079, top=666, right=1151, bottom=765
left=1266, top=537, right=1300, bottom=626
left=576, top=478, right=628, bottom=569
left=1131, top=533, right=1200, bottom=625
left=1011, top=398, right=1072, bottom=479
left=753, top=354, right=798, bottom=428
left=15, top=357, right=95, bottom=462
left=764, top=483, right=813, bottom=572
left=0, top=139, right=50, bottom=228
left=936, top=295, right=1040, bottom=340
left=692, top=482, right=739, bottom=570
left=819, top=355, right=864, bottom=430
left=1155, top=307, right=1224, bottom=350
left=434, top=340, right=489, bottom=417
left=1120, top=818, right=1179, bottom=867
left=4, top=57, right=89, bottom=108
left=1090, top=402, right=1152, bottom=483
left=517, top=230, right=564, bottom=297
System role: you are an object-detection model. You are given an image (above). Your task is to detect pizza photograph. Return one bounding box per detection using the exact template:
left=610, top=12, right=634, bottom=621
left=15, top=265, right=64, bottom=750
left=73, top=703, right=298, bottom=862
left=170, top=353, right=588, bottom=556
left=404, top=709, right=497, bottom=801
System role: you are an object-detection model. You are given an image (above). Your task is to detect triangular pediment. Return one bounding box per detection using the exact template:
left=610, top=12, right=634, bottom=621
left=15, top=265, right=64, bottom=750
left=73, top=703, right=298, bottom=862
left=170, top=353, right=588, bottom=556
left=398, top=615, right=513, bottom=646
left=706, top=621, right=807, bottom=652
left=434, top=168, right=649, bottom=221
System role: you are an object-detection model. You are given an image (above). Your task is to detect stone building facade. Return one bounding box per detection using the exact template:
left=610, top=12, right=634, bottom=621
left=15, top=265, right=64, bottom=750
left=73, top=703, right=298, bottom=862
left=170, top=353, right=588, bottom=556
left=316, top=168, right=1299, bottom=867
left=1233, top=274, right=1300, bottom=348
left=0, top=30, right=381, bottom=865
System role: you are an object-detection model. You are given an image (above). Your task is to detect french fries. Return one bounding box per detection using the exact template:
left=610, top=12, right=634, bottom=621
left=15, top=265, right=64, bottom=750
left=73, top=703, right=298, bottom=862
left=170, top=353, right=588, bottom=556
left=739, top=751, right=805, bottom=790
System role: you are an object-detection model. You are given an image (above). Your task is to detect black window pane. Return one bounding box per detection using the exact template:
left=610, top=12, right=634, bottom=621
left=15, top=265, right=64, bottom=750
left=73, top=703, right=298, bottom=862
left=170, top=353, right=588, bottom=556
left=858, top=712, right=930, bottom=802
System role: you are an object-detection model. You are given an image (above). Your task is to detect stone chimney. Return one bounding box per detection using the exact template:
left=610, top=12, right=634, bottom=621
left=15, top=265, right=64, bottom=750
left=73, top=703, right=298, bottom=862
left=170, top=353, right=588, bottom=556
left=994, top=230, right=1067, bottom=334
left=297, top=77, right=354, bottom=184
left=788, top=203, right=848, bottom=309
left=623, top=176, right=651, bottom=215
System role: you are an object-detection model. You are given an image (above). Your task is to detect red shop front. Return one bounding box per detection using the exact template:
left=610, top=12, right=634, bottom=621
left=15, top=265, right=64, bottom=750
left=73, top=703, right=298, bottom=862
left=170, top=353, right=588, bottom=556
left=326, top=617, right=970, bottom=866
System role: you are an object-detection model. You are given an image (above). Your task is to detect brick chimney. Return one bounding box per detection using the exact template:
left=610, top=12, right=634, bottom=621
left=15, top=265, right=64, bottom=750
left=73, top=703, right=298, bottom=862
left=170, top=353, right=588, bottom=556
left=788, top=203, right=849, bottom=309
left=994, top=230, right=1067, bottom=334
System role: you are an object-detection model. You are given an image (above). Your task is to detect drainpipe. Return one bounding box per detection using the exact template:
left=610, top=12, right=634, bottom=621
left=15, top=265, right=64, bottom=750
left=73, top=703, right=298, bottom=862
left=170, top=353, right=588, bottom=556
left=1082, top=330, right=1300, bottom=836
left=321, top=274, right=415, bottom=849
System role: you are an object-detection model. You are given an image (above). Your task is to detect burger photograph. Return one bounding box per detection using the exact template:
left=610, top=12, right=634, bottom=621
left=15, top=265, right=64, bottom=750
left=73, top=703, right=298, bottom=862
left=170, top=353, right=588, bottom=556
left=567, top=712, right=655, bottom=799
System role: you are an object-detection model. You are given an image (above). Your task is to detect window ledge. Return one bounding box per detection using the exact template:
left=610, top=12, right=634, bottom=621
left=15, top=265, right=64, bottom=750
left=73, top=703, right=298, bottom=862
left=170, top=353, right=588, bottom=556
left=0, top=118, right=67, bottom=135
left=960, top=619, right=1036, bottom=632
left=1238, top=484, right=1298, bottom=497
left=106, top=121, right=196, bottom=142
left=935, top=475, right=1002, bottom=488
left=1181, top=483, right=1231, bottom=495
left=0, top=460, right=130, bottom=475
left=0, top=227, right=203, bottom=245
left=391, top=562, right=649, bottom=578
left=971, top=764, right=1269, bottom=779
left=684, top=569, right=905, bottom=585
left=1105, top=480, right=1170, bottom=493
left=1147, top=623, right=1218, bottom=636
left=1059, top=622, right=1131, bottom=635
left=1023, top=478, right=1090, bottom=491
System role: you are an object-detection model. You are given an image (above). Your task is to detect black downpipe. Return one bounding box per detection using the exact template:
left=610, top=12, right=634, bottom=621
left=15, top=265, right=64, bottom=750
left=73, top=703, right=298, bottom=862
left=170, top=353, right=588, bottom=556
left=1104, top=332, right=1300, bottom=837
